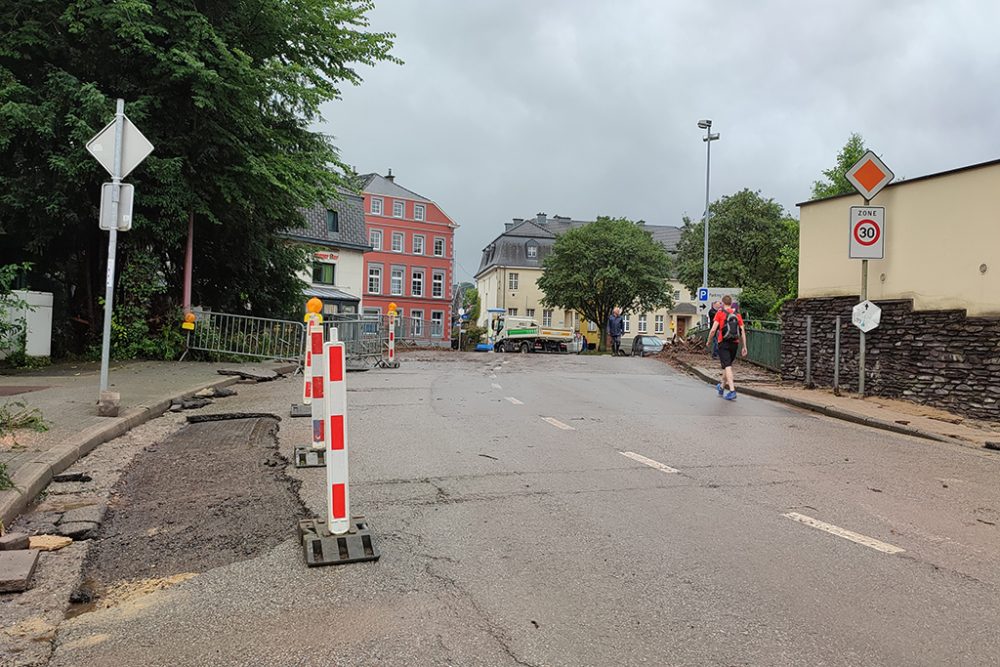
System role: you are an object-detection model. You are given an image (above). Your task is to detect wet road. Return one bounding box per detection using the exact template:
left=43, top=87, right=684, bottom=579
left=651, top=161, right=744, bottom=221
left=49, top=354, right=1000, bottom=666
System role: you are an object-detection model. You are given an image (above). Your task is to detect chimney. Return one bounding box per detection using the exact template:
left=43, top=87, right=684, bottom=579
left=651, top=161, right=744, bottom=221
left=536, top=212, right=547, bottom=225
left=636, top=220, right=645, bottom=226
left=505, top=222, right=514, bottom=231
left=385, top=168, right=394, bottom=182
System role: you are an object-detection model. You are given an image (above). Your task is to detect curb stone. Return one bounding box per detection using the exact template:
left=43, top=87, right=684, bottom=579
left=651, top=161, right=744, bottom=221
left=0, top=363, right=295, bottom=528
left=674, top=358, right=961, bottom=446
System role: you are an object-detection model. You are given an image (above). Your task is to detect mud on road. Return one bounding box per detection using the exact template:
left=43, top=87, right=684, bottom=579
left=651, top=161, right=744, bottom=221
left=73, top=415, right=307, bottom=608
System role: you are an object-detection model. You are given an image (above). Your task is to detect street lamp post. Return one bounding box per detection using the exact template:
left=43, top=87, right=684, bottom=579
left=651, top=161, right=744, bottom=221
left=697, top=119, right=720, bottom=323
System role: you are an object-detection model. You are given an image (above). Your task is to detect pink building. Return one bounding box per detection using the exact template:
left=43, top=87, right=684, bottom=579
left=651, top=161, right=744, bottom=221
left=358, top=172, right=458, bottom=339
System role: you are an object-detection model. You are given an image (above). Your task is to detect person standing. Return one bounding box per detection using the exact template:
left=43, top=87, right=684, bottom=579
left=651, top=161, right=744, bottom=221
left=607, top=308, right=625, bottom=356
left=706, top=295, right=747, bottom=400
left=706, top=300, right=722, bottom=358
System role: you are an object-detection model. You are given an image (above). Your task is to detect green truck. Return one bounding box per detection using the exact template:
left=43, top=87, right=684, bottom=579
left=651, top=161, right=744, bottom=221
left=491, top=315, right=576, bottom=353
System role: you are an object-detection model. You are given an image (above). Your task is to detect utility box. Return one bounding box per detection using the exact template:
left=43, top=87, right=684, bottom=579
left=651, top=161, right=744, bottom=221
left=1, top=290, right=53, bottom=358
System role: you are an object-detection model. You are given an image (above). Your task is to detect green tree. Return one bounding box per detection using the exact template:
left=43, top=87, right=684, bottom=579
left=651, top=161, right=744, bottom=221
left=811, top=132, right=868, bottom=199
left=538, top=217, right=673, bottom=351
left=674, top=189, right=798, bottom=318
left=462, top=286, right=481, bottom=322
left=0, top=0, right=397, bottom=356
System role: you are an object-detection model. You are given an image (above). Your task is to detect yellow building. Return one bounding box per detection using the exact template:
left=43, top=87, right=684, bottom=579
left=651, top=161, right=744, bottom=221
left=798, top=158, right=1000, bottom=315
left=475, top=214, right=698, bottom=347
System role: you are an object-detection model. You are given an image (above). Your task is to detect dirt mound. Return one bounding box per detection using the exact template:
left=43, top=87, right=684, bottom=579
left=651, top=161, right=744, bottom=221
left=76, top=417, right=306, bottom=604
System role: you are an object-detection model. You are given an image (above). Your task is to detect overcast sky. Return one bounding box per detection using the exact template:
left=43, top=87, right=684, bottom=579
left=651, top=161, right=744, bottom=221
left=320, top=0, right=1000, bottom=283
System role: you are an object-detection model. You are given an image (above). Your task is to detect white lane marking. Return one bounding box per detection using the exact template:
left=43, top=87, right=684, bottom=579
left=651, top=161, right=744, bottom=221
left=619, top=451, right=678, bottom=474
left=541, top=417, right=575, bottom=431
left=491, top=383, right=502, bottom=390
left=782, top=512, right=905, bottom=554
left=504, top=396, right=523, bottom=405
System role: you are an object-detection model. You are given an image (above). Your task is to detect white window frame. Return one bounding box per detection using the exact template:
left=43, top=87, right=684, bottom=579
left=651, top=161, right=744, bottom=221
left=413, top=235, right=425, bottom=255
left=411, top=270, right=424, bottom=297
left=673, top=290, right=681, bottom=300
left=508, top=272, right=519, bottom=290
left=638, top=313, right=648, bottom=334
left=369, top=229, right=382, bottom=251
left=414, top=204, right=426, bottom=221
left=542, top=309, right=552, bottom=326
left=432, top=271, right=444, bottom=298
left=367, top=265, right=382, bottom=294
left=507, top=308, right=518, bottom=316
left=623, top=316, right=631, bottom=333
left=411, top=310, right=424, bottom=336
left=371, top=197, right=383, bottom=215
left=431, top=311, right=444, bottom=338
left=527, top=245, right=538, bottom=258
left=392, top=199, right=405, bottom=218
left=655, top=314, right=665, bottom=334
left=390, top=267, right=404, bottom=296
left=391, top=231, right=404, bottom=253
left=433, top=237, right=445, bottom=257
left=526, top=308, right=535, bottom=319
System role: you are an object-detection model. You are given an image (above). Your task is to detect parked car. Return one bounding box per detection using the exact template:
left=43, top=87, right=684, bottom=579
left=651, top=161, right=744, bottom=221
left=630, top=335, right=665, bottom=357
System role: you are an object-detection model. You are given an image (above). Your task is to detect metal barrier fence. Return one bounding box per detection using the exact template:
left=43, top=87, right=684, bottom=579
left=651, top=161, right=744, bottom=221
left=687, top=321, right=783, bottom=372
left=181, top=310, right=305, bottom=362
left=183, top=311, right=450, bottom=366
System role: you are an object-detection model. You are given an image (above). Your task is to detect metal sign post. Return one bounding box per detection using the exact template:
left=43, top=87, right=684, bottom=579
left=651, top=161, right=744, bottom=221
left=87, top=100, right=153, bottom=413
left=97, top=100, right=125, bottom=399
left=845, top=151, right=894, bottom=398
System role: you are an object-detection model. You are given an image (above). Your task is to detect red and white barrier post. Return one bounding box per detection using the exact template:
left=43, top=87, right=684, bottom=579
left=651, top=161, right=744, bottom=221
left=323, top=326, right=350, bottom=534
left=292, top=298, right=324, bottom=419
left=309, top=320, right=327, bottom=453
left=387, top=306, right=396, bottom=367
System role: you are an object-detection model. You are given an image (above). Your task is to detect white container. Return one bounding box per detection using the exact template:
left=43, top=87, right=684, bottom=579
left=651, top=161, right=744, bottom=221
left=4, top=290, right=54, bottom=357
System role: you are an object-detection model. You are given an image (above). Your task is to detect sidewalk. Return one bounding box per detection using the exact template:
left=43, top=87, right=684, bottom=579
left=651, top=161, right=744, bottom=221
left=668, top=351, right=1000, bottom=450
left=0, top=360, right=295, bottom=526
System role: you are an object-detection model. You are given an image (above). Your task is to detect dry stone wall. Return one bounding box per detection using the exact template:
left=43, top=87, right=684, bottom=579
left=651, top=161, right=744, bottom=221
left=781, top=296, right=1000, bottom=421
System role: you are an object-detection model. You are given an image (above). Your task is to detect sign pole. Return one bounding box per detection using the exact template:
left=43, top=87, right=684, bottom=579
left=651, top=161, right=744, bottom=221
left=98, top=99, right=125, bottom=396
left=858, top=197, right=870, bottom=397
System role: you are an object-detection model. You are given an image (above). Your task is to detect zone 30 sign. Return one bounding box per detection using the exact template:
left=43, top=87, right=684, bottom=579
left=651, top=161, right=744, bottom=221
left=849, top=206, right=885, bottom=259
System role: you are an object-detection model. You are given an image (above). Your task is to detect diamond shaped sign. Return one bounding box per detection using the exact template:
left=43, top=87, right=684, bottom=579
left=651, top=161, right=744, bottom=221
left=845, top=150, right=894, bottom=201
left=86, top=116, right=154, bottom=179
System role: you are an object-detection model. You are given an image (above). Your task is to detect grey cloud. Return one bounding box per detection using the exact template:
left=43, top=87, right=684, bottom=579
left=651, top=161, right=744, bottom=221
left=319, top=0, right=1000, bottom=281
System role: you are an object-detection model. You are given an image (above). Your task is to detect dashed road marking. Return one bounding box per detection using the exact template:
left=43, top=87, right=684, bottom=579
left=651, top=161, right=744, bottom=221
left=504, top=396, right=523, bottom=405
left=491, top=383, right=502, bottom=390
left=541, top=417, right=575, bottom=430
left=782, top=512, right=905, bottom=554
left=619, top=451, right=678, bottom=474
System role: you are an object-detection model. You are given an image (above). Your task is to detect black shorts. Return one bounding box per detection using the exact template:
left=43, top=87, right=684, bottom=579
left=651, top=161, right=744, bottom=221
left=718, top=341, right=739, bottom=369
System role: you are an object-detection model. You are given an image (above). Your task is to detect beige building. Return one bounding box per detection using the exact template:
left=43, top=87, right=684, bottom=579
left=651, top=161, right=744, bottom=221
left=476, top=214, right=698, bottom=343
left=798, top=158, right=1000, bottom=316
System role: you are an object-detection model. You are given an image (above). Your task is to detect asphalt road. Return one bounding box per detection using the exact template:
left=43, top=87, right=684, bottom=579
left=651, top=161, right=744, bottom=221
left=49, top=353, right=1000, bottom=666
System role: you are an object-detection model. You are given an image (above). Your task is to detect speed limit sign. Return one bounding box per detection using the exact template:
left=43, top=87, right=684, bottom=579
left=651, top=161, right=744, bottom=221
left=849, top=206, right=885, bottom=259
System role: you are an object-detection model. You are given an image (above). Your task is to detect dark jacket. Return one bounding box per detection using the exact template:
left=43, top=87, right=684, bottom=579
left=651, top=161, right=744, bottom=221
left=607, top=314, right=625, bottom=337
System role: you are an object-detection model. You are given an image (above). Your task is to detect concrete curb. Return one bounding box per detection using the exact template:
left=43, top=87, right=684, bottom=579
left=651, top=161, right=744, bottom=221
left=674, top=359, right=958, bottom=445
left=0, top=362, right=297, bottom=528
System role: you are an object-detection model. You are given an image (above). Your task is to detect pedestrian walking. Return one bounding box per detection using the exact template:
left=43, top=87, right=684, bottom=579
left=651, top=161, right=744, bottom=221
left=707, top=300, right=722, bottom=358
left=706, top=295, right=747, bottom=400
left=607, top=308, right=625, bottom=356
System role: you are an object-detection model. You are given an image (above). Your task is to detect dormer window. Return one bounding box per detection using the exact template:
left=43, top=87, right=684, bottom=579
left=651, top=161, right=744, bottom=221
left=526, top=241, right=538, bottom=259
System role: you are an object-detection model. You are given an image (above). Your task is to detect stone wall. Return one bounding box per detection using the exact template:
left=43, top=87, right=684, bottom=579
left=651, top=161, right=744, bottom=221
left=780, top=296, right=1000, bottom=421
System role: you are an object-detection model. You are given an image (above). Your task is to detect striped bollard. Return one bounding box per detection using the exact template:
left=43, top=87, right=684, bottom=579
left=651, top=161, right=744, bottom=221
left=291, top=306, right=322, bottom=418
left=297, top=323, right=380, bottom=566
left=323, top=328, right=350, bottom=534
left=294, top=320, right=327, bottom=467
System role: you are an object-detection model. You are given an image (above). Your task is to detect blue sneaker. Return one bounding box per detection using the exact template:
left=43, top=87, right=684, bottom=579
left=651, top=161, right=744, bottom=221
left=716, top=383, right=724, bottom=396
left=724, top=390, right=737, bottom=401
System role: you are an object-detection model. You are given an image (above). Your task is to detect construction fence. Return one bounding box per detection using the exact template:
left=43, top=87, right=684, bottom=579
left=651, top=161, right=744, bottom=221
left=182, top=310, right=449, bottom=367
left=688, top=320, right=783, bottom=372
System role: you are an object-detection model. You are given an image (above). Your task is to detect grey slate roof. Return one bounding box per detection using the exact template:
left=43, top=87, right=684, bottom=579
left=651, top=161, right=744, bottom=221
left=358, top=173, right=432, bottom=203
left=477, top=213, right=683, bottom=276
left=281, top=187, right=370, bottom=251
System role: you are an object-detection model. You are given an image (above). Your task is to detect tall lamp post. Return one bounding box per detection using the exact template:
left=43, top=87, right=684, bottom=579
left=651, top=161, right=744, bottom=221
left=697, top=119, right=720, bottom=323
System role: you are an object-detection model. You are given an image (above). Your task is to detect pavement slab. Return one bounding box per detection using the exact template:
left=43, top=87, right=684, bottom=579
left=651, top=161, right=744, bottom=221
left=0, top=549, right=40, bottom=593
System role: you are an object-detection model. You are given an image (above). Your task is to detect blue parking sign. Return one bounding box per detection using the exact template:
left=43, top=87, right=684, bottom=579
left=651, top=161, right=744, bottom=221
left=698, top=288, right=709, bottom=301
